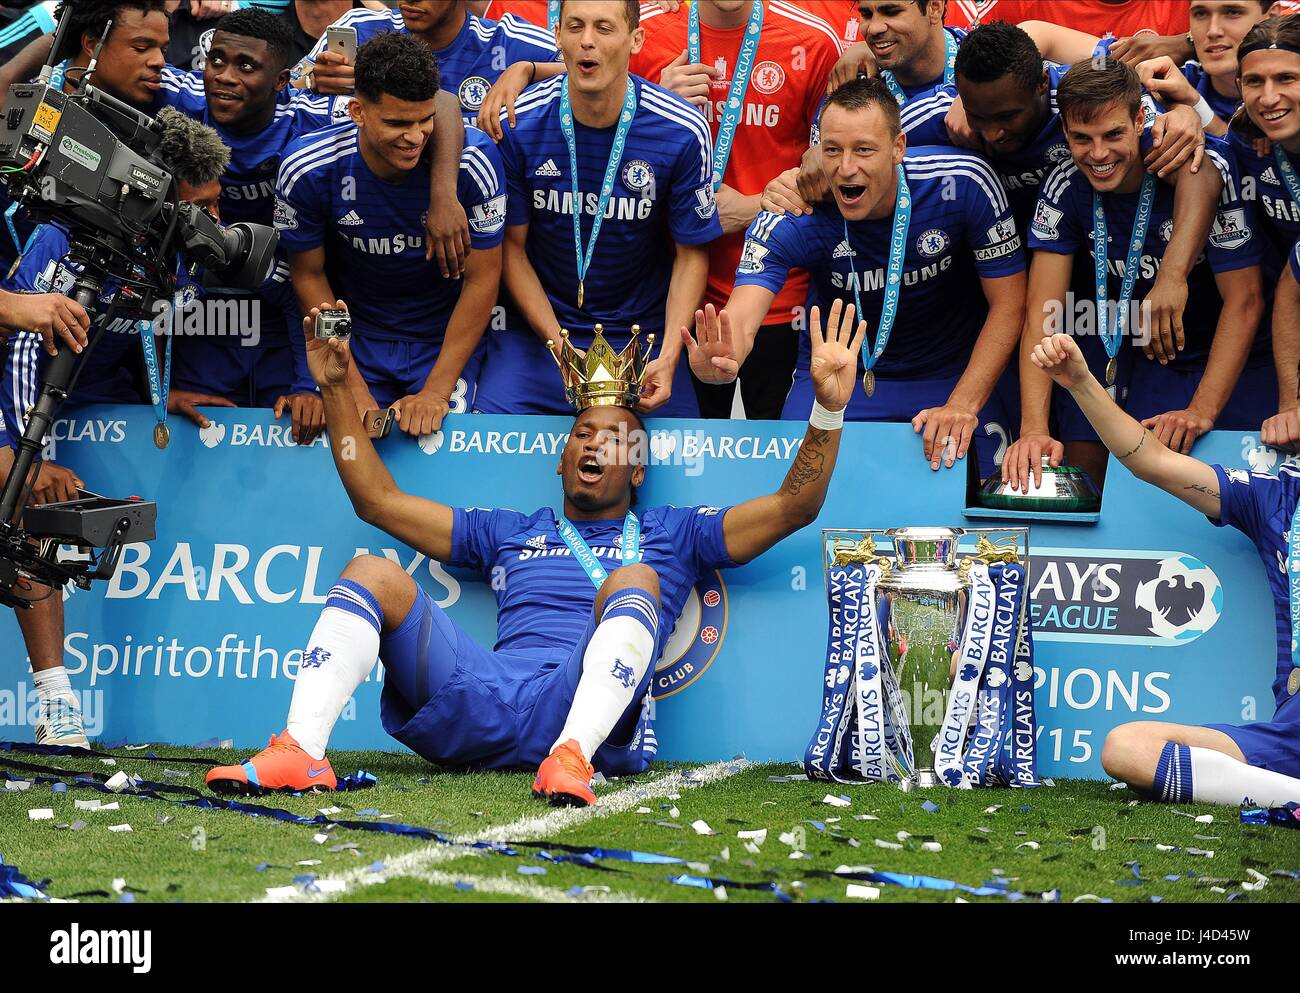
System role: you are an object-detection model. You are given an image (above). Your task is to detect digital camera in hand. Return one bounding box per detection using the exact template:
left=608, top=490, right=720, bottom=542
left=315, top=309, right=353, bottom=341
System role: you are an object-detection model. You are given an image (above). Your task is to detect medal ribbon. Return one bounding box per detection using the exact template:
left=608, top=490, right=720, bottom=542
left=844, top=165, right=911, bottom=376
left=558, top=75, right=637, bottom=308
left=138, top=292, right=175, bottom=443
left=548, top=0, right=560, bottom=31
left=933, top=563, right=996, bottom=787
left=688, top=0, right=763, bottom=190
left=1275, top=146, right=1300, bottom=211
left=881, top=29, right=956, bottom=106
left=555, top=511, right=641, bottom=588
left=1093, top=171, right=1155, bottom=366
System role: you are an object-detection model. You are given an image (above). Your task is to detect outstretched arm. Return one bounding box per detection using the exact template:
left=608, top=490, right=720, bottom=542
left=304, top=301, right=455, bottom=561
left=1031, top=333, right=1222, bottom=518
left=719, top=300, right=865, bottom=564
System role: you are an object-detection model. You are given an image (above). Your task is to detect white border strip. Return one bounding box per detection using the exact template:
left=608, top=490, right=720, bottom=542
left=256, top=759, right=750, bottom=903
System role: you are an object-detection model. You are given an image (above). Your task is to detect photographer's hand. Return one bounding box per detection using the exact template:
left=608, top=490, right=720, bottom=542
left=28, top=461, right=82, bottom=505
left=0, top=291, right=90, bottom=356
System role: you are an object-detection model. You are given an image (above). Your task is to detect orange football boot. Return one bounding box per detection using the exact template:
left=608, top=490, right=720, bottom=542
left=205, top=731, right=337, bottom=795
left=532, top=739, right=597, bottom=807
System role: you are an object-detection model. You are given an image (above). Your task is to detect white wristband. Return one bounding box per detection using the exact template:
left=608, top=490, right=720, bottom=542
left=809, top=399, right=845, bottom=430
left=1192, top=95, right=1214, bottom=128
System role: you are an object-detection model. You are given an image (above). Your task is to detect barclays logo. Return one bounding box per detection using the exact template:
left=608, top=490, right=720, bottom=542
left=418, top=430, right=444, bottom=455
left=199, top=421, right=225, bottom=448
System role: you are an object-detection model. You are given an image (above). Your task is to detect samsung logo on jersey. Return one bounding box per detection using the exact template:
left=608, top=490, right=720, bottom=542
left=223, top=179, right=276, bottom=201
left=1259, top=194, right=1300, bottom=225
left=1000, top=167, right=1051, bottom=191
left=701, top=100, right=781, bottom=128
left=518, top=544, right=625, bottom=562
left=346, top=233, right=425, bottom=255
left=533, top=189, right=654, bottom=221
left=830, top=254, right=953, bottom=291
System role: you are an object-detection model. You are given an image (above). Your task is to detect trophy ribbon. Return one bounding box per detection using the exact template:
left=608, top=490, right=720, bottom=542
left=960, top=561, right=1026, bottom=786
left=1000, top=602, right=1041, bottom=787
left=933, top=563, right=997, bottom=787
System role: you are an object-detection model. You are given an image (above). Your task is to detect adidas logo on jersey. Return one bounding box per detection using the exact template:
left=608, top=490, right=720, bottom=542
left=1263, top=166, right=1281, bottom=185
left=534, top=159, right=562, bottom=178
left=833, top=240, right=856, bottom=259
left=338, top=210, right=364, bottom=226
left=526, top=534, right=547, bottom=550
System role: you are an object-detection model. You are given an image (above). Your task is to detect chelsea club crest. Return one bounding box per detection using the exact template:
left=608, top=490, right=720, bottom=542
left=916, top=228, right=950, bottom=257
left=622, top=159, right=655, bottom=192
left=458, top=76, right=491, bottom=111
left=654, top=571, right=728, bottom=697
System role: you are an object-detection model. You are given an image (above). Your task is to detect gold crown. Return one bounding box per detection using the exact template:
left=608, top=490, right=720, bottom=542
left=547, top=324, right=656, bottom=411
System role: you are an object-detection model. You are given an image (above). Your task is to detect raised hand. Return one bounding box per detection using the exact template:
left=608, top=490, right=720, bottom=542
left=808, top=299, right=865, bottom=413
left=302, top=300, right=352, bottom=389
left=1030, top=333, right=1092, bottom=391
left=681, top=304, right=740, bottom=385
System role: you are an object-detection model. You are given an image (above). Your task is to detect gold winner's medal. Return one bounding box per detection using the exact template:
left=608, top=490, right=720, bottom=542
left=1105, top=357, right=1117, bottom=387
left=153, top=422, right=170, bottom=449
left=863, top=369, right=876, bottom=398
left=1289, top=668, right=1300, bottom=696
left=577, top=280, right=584, bottom=309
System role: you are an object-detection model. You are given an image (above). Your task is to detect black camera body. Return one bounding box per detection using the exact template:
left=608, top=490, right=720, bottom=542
left=0, top=10, right=279, bottom=608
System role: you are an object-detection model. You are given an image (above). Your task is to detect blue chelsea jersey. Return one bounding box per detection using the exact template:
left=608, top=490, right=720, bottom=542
left=298, top=7, right=558, bottom=117
left=496, top=73, right=722, bottom=343
left=451, top=504, right=736, bottom=657
left=275, top=123, right=506, bottom=344
left=1029, top=132, right=1263, bottom=368
left=733, top=147, right=1025, bottom=378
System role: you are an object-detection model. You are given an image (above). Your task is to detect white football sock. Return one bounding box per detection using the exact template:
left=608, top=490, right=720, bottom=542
left=554, top=588, right=659, bottom=762
left=33, top=665, right=76, bottom=706
left=286, top=582, right=383, bottom=761
left=1190, top=745, right=1300, bottom=808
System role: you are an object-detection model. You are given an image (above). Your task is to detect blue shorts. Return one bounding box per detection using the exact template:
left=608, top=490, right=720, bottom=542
left=474, top=328, right=700, bottom=417
left=780, top=364, right=1016, bottom=479
left=171, top=338, right=297, bottom=407
left=1125, top=359, right=1277, bottom=432
left=350, top=336, right=481, bottom=412
left=1204, top=720, right=1300, bottom=778
left=376, top=588, right=658, bottom=774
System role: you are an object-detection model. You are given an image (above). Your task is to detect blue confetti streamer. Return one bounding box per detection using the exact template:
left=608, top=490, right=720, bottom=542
left=0, top=854, right=47, bottom=900
left=922, top=800, right=940, bottom=813
left=518, top=866, right=547, bottom=876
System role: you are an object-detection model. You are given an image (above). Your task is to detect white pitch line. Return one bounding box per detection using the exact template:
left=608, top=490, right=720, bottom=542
left=407, top=870, right=652, bottom=903
left=256, top=758, right=749, bottom=904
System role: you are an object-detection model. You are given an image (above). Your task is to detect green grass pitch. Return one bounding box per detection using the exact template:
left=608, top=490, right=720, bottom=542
left=2, top=744, right=1299, bottom=903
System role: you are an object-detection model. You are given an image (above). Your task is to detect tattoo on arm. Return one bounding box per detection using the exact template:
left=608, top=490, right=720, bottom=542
left=786, top=428, right=830, bottom=496
left=1183, top=483, right=1220, bottom=499
left=1116, top=430, right=1146, bottom=461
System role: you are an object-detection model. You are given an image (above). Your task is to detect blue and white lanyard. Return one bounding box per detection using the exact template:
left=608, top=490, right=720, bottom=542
left=688, top=0, right=763, bottom=189
left=1092, top=172, right=1155, bottom=367
left=558, top=75, right=637, bottom=308
left=881, top=29, right=956, bottom=106
left=843, top=165, right=912, bottom=376
left=556, top=512, right=641, bottom=586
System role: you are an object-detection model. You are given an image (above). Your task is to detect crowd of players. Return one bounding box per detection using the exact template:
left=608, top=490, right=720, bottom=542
left=5, top=1, right=1300, bottom=480
left=6, top=0, right=1300, bottom=798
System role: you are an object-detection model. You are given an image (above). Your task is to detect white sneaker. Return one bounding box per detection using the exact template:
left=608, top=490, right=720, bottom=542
left=34, top=697, right=90, bottom=749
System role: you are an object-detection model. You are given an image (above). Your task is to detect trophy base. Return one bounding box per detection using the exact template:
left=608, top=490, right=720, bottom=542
left=906, top=769, right=942, bottom=789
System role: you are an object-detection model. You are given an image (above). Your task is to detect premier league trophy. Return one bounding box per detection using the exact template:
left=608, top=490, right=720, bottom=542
left=804, top=527, right=1039, bottom=790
